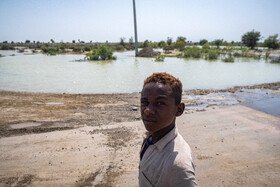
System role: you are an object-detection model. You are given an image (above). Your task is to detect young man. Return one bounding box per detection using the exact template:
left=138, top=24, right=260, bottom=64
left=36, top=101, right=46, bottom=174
left=139, top=72, right=197, bottom=187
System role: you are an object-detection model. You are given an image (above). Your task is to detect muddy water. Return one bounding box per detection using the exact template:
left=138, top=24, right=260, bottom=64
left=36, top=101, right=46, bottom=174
left=0, top=50, right=280, bottom=93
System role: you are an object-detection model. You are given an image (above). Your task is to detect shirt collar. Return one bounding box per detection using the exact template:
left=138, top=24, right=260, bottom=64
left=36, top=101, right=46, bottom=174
left=153, top=126, right=178, bottom=151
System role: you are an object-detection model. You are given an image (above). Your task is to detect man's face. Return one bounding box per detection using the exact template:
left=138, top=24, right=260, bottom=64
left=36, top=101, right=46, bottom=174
left=140, top=82, right=178, bottom=133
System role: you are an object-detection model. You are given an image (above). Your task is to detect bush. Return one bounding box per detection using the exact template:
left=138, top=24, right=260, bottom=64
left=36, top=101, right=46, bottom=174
left=175, top=36, right=187, bottom=51
left=199, top=39, right=208, bottom=46
left=155, top=55, right=165, bottom=62
left=213, top=39, right=223, bottom=48
left=143, top=40, right=151, bottom=48
left=207, top=50, right=218, bottom=60
left=158, top=41, right=166, bottom=48
left=183, top=47, right=201, bottom=58
left=264, top=34, right=279, bottom=49
left=84, top=46, right=91, bottom=51
left=202, top=43, right=210, bottom=53
left=41, top=46, right=59, bottom=55
left=0, top=45, right=15, bottom=50
left=86, top=45, right=115, bottom=60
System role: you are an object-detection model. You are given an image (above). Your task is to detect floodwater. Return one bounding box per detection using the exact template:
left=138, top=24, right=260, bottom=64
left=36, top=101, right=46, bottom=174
left=0, top=50, right=280, bottom=94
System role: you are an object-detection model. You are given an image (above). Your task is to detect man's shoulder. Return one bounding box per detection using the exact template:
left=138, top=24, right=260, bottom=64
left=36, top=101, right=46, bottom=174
left=162, top=134, right=197, bottom=186
left=165, top=132, right=194, bottom=169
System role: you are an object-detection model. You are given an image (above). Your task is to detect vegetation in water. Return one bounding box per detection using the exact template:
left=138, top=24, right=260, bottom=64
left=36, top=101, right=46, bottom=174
left=223, top=54, right=234, bottom=63
left=206, top=50, right=219, bottom=60
left=155, top=55, right=165, bottom=62
left=0, top=29, right=279, bottom=62
left=182, top=47, right=201, bottom=58
left=264, top=34, right=279, bottom=49
left=86, top=45, right=116, bottom=61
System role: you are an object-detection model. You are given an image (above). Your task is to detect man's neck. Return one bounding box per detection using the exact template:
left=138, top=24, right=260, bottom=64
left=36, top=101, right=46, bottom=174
left=151, top=124, right=175, bottom=144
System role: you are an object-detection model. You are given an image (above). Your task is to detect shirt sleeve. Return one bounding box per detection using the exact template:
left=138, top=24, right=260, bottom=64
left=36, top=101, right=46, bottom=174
left=168, top=163, right=198, bottom=187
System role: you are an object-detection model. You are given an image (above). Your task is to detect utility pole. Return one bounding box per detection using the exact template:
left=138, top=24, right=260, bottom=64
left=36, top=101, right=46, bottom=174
left=133, top=0, right=138, bottom=56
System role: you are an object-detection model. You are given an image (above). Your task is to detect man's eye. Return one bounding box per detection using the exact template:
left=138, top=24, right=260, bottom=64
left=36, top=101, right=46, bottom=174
left=157, top=102, right=165, bottom=105
left=141, top=101, right=148, bottom=105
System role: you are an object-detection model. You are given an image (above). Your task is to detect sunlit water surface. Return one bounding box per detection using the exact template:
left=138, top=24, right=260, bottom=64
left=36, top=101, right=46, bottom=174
left=0, top=50, right=280, bottom=93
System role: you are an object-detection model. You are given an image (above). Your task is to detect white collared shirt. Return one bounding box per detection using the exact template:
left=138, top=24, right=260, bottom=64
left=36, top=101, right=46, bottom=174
left=139, top=127, right=197, bottom=187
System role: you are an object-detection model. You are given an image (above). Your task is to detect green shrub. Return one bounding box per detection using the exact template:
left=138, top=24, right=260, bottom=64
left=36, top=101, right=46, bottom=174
left=86, top=45, right=115, bottom=60
left=41, top=46, right=59, bottom=55
left=202, top=43, right=210, bottom=53
left=158, top=41, right=166, bottom=48
left=183, top=47, right=201, bottom=58
left=175, top=36, right=187, bottom=51
left=84, top=46, right=91, bottom=51
left=207, top=50, right=218, bottom=60
left=143, top=40, right=151, bottom=48
left=264, top=34, right=279, bottom=49
left=199, top=39, right=208, bottom=46
left=155, top=55, right=165, bottom=62
left=213, top=39, right=223, bottom=48
left=0, top=45, right=15, bottom=50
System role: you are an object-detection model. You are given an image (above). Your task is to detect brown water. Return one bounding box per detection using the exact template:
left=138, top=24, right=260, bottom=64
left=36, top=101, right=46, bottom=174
left=0, top=50, right=280, bottom=93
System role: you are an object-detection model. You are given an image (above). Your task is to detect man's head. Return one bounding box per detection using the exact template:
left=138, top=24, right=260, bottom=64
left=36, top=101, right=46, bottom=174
left=140, top=72, right=185, bottom=133
left=143, top=72, right=182, bottom=105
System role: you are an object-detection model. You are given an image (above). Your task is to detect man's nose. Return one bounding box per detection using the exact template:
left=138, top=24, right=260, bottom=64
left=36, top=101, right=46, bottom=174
left=144, top=104, right=155, bottom=116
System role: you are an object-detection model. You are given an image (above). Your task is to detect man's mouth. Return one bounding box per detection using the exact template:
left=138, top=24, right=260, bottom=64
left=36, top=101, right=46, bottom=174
left=143, top=118, right=157, bottom=123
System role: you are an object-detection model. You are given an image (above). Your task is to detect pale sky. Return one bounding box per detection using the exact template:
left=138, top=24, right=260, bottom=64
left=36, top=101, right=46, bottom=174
left=0, top=0, right=279, bottom=43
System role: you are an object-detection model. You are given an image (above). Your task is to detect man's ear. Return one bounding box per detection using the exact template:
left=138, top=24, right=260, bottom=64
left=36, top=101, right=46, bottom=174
left=175, top=103, right=185, bottom=117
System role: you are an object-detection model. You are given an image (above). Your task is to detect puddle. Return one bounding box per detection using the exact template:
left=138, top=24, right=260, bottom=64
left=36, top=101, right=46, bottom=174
left=45, top=102, right=64, bottom=105
left=233, top=89, right=280, bottom=117
left=34, top=102, right=63, bottom=105
left=10, top=122, right=42, bottom=129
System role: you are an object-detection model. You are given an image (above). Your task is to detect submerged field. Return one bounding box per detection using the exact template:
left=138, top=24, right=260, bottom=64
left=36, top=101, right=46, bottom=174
left=1, top=50, right=280, bottom=94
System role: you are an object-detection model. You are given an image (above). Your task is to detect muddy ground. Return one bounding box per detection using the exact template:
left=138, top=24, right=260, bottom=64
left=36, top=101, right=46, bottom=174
left=0, top=82, right=280, bottom=186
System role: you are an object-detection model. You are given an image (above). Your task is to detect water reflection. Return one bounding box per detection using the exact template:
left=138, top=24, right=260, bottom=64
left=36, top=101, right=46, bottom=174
left=0, top=50, right=279, bottom=94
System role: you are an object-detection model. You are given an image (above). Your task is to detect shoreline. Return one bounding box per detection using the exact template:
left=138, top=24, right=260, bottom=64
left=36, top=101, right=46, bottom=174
left=0, top=82, right=280, bottom=186
left=0, top=81, right=279, bottom=95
